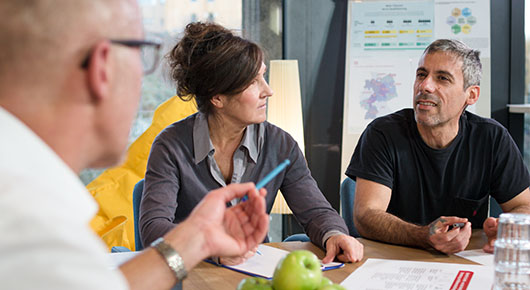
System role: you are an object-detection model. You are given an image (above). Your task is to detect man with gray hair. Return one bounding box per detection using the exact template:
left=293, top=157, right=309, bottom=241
left=347, top=39, right=530, bottom=254
left=0, top=1, right=269, bottom=289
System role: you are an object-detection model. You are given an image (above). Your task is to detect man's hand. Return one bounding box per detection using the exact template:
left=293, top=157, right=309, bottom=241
left=164, top=183, right=269, bottom=270
left=219, top=246, right=258, bottom=266
left=198, top=183, right=269, bottom=257
left=482, top=217, right=498, bottom=253
left=322, top=234, right=363, bottom=263
left=427, top=216, right=471, bottom=254
left=482, top=189, right=530, bottom=253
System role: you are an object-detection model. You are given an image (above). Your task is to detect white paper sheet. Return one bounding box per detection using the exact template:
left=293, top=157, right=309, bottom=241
left=225, top=244, right=344, bottom=279
left=341, top=258, right=493, bottom=290
left=107, top=251, right=141, bottom=269
left=454, top=249, right=494, bottom=267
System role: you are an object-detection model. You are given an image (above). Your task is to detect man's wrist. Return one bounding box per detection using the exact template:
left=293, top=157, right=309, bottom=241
left=163, top=219, right=211, bottom=271
left=419, top=224, right=434, bottom=249
left=151, top=237, right=188, bottom=281
left=323, top=230, right=347, bottom=247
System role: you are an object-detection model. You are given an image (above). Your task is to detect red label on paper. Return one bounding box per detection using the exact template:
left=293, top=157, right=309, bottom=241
left=449, top=270, right=474, bottom=290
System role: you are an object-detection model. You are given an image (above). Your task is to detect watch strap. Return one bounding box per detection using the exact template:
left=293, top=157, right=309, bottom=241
left=151, top=237, right=187, bottom=281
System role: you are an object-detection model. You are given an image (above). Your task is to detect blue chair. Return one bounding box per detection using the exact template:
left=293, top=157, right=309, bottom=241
left=132, top=179, right=145, bottom=251
left=340, top=177, right=360, bottom=237
left=489, top=196, right=503, bottom=218
left=110, top=246, right=131, bottom=253
left=283, top=233, right=310, bottom=242
left=111, top=178, right=144, bottom=252
left=112, top=179, right=182, bottom=290
left=282, top=177, right=361, bottom=242
left=339, top=178, right=503, bottom=231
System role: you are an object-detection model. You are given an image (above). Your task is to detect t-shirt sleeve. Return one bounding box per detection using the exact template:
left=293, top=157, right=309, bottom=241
left=345, top=123, right=394, bottom=189
left=489, top=127, right=530, bottom=204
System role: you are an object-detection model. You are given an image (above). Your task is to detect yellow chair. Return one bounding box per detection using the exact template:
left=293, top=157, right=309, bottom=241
left=88, top=96, right=197, bottom=251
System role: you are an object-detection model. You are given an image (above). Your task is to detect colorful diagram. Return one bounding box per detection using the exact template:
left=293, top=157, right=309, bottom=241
left=359, top=73, right=398, bottom=119
left=446, top=7, right=475, bottom=35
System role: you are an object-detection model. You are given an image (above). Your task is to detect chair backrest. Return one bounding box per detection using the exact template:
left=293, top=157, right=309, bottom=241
left=132, top=179, right=182, bottom=290
left=340, top=177, right=360, bottom=237
left=489, top=196, right=503, bottom=218
left=339, top=178, right=503, bottom=231
left=132, top=179, right=145, bottom=251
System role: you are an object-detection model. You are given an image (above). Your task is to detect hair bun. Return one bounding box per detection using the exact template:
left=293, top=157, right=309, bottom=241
left=167, top=21, right=263, bottom=115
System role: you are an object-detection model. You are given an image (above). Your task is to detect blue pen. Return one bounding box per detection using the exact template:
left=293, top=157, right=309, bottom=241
left=242, top=159, right=291, bottom=257
left=256, top=159, right=291, bottom=190
left=241, top=159, right=291, bottom=202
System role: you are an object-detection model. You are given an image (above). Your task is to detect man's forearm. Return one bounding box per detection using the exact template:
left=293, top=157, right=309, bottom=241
left=120, top=248, right=180, bottom=290
left=356, top=209, right=430, bottom=248
left=509, top=204, right=530, bottom=214
left=120, top=221, right=207, bottom=290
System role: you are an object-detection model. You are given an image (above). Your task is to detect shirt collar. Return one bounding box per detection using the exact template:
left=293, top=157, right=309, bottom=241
left=193, top=112, right=215, bottom=164
left=192, top=112, right=264, bottom=164
left=240, top=122, right=262, bottom=163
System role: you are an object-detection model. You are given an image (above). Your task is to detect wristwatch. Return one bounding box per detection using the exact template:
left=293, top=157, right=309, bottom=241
left=151, top=237, right=187, bottom=281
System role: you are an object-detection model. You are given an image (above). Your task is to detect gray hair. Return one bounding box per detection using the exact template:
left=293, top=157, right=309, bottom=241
left=423, top=39, right=482, bottom=89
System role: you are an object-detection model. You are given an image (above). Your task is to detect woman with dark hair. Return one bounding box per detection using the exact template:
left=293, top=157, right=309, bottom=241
left=139, top=22, right=363, bottom=265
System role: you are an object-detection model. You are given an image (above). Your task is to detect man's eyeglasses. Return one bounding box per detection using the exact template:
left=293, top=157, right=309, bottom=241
left=81, top=39, right=162, bottom=75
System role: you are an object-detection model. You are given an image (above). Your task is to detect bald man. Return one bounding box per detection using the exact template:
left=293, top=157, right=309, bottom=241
left=0, top=1, right=269, bottom=289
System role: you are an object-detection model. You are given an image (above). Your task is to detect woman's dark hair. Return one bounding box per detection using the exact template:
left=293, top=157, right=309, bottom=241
left=167, top=22, right=264, bottom=115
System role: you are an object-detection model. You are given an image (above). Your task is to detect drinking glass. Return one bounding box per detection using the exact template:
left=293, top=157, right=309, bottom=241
left=493, top=213, right=530, bottom=290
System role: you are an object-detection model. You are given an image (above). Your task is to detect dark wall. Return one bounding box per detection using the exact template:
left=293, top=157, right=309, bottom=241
left=490, top=0, right=525, bottom=153
left=284, top=0, right=349, bottom=210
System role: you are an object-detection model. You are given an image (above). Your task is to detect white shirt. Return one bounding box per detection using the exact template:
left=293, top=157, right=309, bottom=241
left=0, top=107, right=129, bottom=290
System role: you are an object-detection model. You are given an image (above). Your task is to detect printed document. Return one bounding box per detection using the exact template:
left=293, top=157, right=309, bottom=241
left=454, top=249, right=494, bottom=267
left=341, top=258, right=493, bottom=290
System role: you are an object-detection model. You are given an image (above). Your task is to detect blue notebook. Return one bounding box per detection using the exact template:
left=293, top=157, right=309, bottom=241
left=206, top=244, right=344, bottom=279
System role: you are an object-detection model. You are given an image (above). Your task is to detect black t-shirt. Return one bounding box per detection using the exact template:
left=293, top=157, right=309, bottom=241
left=346, top=109, right=530, bottom=227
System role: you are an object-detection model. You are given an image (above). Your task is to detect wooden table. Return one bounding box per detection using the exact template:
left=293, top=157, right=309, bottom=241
left=183, top=231, right=489, bottom=290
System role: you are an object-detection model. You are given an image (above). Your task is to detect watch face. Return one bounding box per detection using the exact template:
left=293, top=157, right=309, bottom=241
left=152, top=238, right=187, bottom=280
left=168, top=259, right=179, bottom=268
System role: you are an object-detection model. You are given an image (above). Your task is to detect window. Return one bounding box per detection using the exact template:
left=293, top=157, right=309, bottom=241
left=79, top=0, right=243, bottom=185
left=79, top=0, right=284, bottom=242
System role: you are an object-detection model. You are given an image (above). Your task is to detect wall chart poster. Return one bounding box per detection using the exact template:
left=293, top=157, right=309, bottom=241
left=434, top=0, right=491, bottom=57
left=341, top=0, right=491, bottom=175
left=346, top=0, right=434, bottom=133
left=345, top=0, right=490, bottom=134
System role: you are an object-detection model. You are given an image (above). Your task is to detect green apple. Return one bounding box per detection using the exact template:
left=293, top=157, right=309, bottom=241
left=318, top=284, right=347, bottom=290
left=272, top=250, right=322, bottom=290
left=236, top=277, right=273, bottom=290
left=320, top=277, right=333, bottom=287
